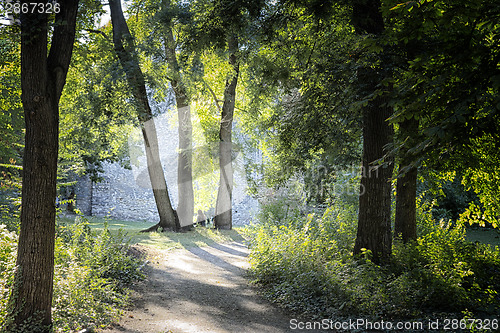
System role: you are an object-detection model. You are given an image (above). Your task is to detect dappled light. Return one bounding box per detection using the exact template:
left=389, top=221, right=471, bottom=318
left=1, top=0, right=500, bottom=332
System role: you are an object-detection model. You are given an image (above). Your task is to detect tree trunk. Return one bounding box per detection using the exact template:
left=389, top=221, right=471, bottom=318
left=176, top=101, right=194, bottom=228
left=8, top=1, right=79, bottom=330
left=214, top=36, right=239, bottom=230
left=109, top=0, right=179, bottom=231
left=394, top=117, right=419, bottom=242
left=351, top=0, right=394, bottom=263
left=352, top=72, right=394, bottom=263
left=163, top=18, right=194, bottom=228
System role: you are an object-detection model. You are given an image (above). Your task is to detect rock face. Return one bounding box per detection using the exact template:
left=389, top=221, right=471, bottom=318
left=75, top=112, right=259, bottom=226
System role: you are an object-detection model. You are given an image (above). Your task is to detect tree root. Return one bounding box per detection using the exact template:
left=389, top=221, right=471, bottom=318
left=140, top=210, right=188, bottom=233
left=139, top=223, right=160, bottom=233
left=139, top=222, right=186, bottom=233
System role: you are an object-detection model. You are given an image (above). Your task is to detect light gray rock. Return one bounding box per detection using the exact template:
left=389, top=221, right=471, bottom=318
left=75, top=112, right=260, bottom=225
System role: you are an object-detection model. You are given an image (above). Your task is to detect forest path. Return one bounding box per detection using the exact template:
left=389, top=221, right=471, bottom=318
left=100, top=235, right=330, bottom=333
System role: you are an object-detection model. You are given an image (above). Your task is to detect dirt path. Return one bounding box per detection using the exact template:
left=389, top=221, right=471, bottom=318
left=100, top=238, right=331, bottom=333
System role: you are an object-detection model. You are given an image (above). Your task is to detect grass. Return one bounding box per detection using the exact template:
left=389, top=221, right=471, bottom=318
left=57, top=214, right=249, bottom=251
left=57, top=214, right=500, bottom=250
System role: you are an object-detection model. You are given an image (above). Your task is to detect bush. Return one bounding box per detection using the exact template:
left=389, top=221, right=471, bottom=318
left=52, top=218, right=145, bottom=331
left=56, top=218, right=145, bottom=290
left=53, top=263, right=126, bottom=332
left=0, top=217, right=145, bottom=332
left=0, top=225, right=17, bottom=327
left=248, top=195, right=500, bottom=323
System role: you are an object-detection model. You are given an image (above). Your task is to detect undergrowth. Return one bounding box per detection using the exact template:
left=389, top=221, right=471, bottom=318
left=247, top=196, right=500, bottom=330
left=0, top=216, right=145, bottom=332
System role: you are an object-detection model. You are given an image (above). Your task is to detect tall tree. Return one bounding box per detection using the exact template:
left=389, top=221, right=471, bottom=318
left=188, top=0, right=264, bottom=229
left=214, top=35, right=239, bottom=230
left=7, top=1, right=79, bottom=330
left=187, top=3, right=233, bottom=229
left=109, top=0, right=179, bottom=231
left=124, top=0, right=195, bottom=228
left=387, top=35, right=422, bottom=243
left=160, top=1, right=194, bottom=228
left=351, top=0, right=394, bottom=263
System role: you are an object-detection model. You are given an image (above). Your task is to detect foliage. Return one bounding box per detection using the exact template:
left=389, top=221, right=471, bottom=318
left=461, top=163, right=500, bottom=228
left=0, top=217, right=144, bottom=332
left=59, top=25, right=137, bottom=182
left=0, top=225, right=16, bottom=326
left=385, top=0, right=500, bottom=161
left=242, top=2, right=362, bottom=187
left=248, top=193, right=500, bottom=322
left=385, top=0, right=500, bottom=227
left=186, top=0, right=264, bottom=52
left=0, top=22, right=23, bottom=233
left=0, top=163, right=21, bottom=232
left=0, top=22, right=23, bottom=166
left=56, top=217, right=145, bottom=291
left=418, top=174, right=480, bottom=224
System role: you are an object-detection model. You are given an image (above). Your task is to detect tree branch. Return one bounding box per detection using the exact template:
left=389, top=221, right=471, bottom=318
left=84, top=28, right=110, bottom=41
left=47, top=0, right=79, bottom=99
left=202, top=78, right=222, bottom=113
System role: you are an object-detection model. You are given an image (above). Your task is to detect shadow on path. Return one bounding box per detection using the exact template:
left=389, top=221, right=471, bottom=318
left=101, top=236, right=332, bottom=333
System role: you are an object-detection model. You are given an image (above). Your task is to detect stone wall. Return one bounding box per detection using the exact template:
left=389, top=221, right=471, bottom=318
left=89, top=163, right=162, bottom=222
left=74, top=111, right=260, bottom=226
left=75, top=175, right=92, bottom=216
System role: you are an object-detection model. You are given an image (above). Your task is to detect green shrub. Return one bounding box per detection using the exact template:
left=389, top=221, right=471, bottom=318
left=52, top=262, right=127, bottom=332
left=56, top=218, right=145, bottom=290
left=248, top=195, right=500, bottom=322
left=0, top=217, right=145, bottom=332
left=52, top=218, right=145, bottom=331
left=0, top=225, right=17, bottom=328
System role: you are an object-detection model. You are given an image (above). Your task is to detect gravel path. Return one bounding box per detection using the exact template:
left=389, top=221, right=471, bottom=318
left=100, top=239, right=331, bottom=333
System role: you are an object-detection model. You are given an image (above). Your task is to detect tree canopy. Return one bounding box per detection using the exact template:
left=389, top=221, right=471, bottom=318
left=1, top=0, right=500, bottom=328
